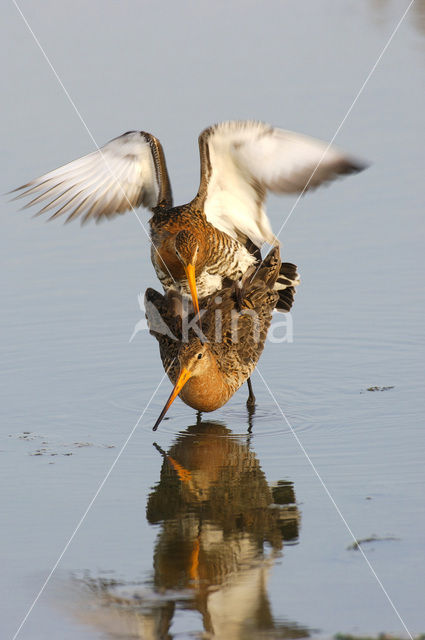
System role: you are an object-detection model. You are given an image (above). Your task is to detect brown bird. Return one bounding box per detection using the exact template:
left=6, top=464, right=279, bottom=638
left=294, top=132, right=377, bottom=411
left=146, top=247, right=290, bottom=430
left=12, top=121, right=365, bottom=315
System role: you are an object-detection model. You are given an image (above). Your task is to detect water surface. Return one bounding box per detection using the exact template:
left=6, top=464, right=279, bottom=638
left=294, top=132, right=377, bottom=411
left=1, top=1, right=424, bottom=638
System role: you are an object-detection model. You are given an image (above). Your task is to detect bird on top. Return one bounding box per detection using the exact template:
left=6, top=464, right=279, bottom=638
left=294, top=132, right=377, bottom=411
left=13, top=121, right=366, bottom=315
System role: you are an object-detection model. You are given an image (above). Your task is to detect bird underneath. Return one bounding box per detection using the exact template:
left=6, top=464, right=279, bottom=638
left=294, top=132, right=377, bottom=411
left=145, top=247, right=286, bottom=430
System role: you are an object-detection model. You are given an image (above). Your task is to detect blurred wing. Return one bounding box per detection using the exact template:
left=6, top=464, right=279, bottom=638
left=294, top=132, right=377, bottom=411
left=194, top=121, right=366, bottom=247
left=12, top=131, right=173, bottom=223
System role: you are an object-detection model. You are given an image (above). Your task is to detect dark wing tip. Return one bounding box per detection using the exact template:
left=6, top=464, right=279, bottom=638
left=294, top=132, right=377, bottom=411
left=339, top=157, right=370, bottom=176
left=302, top=155, right=370, bottom=194
left=144, top=287, right=164, bottom=304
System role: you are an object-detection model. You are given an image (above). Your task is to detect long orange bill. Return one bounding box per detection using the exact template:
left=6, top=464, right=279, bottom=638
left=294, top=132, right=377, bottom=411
left=152, top=367, right=192, bottom=431
left=184, top=263, right=201, bottom=321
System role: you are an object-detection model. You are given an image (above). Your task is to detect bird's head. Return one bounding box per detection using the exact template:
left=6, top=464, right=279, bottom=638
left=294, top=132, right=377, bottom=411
left=178, top=339, right=212, bottom=374
left=153, top=339, right=211, bottom=431
left=174, top=231, right=201, bottom=316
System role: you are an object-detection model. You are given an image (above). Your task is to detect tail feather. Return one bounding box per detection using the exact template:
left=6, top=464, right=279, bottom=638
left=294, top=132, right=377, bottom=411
left=274, top=262, right=300, bottom=312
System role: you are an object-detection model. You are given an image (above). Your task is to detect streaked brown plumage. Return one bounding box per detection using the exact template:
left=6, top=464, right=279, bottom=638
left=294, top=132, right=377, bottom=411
left=146, top=248, right=288, bottom=429
left=12, top=121, right=366, bottom=315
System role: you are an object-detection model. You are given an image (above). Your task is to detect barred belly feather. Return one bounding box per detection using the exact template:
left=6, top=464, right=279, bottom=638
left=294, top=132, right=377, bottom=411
left=153, top=234, right=256, bottom=299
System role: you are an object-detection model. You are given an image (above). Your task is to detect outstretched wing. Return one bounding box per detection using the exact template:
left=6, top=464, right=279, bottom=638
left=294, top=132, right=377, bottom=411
left=194, top=121, right=366, bottom=247
left=12, top=131, right=173, bottom=223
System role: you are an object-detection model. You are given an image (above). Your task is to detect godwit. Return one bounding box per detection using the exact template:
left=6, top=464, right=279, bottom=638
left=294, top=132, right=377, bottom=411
left=13, top=121, right=365, bottom=315
left=146, top=247, right=291, bottom=430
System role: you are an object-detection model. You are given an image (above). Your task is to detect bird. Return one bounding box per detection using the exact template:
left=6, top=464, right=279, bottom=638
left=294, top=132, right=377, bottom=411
left=12, top=120, right=366, bottom=316
left=145, top=247, right=287, bottom=430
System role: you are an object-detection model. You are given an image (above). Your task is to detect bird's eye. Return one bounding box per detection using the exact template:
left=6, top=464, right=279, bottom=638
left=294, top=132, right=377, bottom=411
left=197, top=353, right=203, bottom=360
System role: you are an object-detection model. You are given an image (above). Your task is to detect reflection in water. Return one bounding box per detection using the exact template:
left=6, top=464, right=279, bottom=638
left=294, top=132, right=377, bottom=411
left=71, top=421, right=310, bottom=639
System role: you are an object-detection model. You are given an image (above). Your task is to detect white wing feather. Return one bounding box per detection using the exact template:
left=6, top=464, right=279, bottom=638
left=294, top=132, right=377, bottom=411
left=199, top=121, right=365, bottom=247
left=13, top=132, right=166, bottom=223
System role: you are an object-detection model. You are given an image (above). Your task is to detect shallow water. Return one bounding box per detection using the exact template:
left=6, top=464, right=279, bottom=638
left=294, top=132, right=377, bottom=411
left=1, top=1, right=425, bottom=638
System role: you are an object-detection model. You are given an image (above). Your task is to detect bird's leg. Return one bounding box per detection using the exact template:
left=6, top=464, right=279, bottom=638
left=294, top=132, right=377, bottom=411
left=247, top=408, right=254, bottom=435
left=196, top=410, right=203, bottom=426
left=247, top=391, right=255, bottom=434
left=246, top=377, right=256, bottom=409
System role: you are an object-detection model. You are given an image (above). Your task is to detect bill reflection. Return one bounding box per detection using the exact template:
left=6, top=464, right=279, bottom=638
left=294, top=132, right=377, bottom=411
left=71, top=421, right=310, bottom=639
